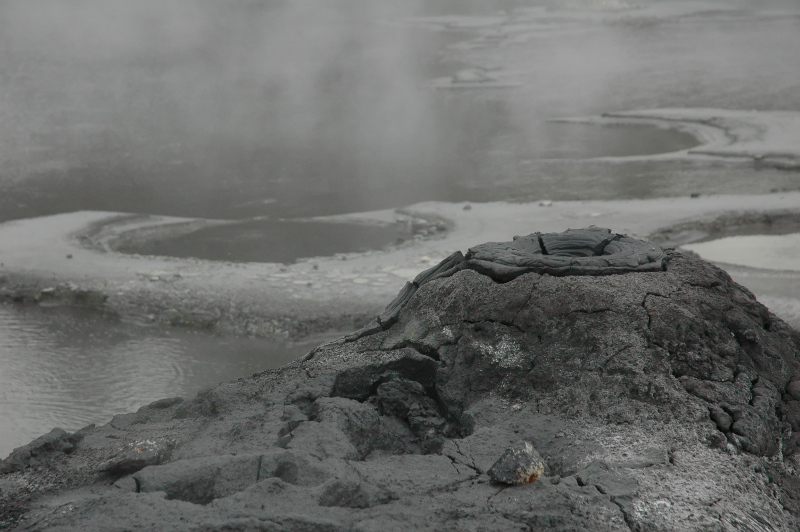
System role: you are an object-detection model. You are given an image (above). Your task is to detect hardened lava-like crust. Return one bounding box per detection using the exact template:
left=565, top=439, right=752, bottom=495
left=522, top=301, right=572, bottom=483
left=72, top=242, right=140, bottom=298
left=349, top=227, right=668, bottom=340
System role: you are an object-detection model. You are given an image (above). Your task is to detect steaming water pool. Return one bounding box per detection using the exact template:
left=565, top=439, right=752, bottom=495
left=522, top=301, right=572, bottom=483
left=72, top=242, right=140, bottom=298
left=108, top=123, right=697, bottom=264
left=0, top=303, right=318, bottom=458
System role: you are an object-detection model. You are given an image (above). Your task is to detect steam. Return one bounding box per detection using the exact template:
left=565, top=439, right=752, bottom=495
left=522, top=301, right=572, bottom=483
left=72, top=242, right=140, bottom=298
left=4, top=0, right=795, bottom=220
left=0, top=0, right=451, bottom=215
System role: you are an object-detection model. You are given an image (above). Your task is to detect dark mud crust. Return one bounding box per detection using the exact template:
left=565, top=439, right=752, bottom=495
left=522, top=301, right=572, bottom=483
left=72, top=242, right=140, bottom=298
left=3, top=230, right=800, bottom=531
left=346, top=227, right=668, bottom=340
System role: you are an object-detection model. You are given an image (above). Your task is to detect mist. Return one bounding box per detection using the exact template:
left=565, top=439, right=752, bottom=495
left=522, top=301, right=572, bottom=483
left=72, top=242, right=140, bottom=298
left=1, top=0, right=799, bottom=221
left=0, top=0, right=486, bottom=219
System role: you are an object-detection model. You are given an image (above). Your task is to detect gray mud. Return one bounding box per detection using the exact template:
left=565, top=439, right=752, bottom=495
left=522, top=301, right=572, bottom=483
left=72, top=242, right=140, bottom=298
left=3, top=231, right=800, bottom=530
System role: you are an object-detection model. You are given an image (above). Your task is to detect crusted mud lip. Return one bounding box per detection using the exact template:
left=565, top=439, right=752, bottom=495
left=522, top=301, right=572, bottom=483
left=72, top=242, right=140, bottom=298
left=649, top=209, right=800, bottom=248
left=552, top=108, right=800, bottom=166
left=1, top=192, right=800, bottom=340
left=558, top=108, right=800, bottom=168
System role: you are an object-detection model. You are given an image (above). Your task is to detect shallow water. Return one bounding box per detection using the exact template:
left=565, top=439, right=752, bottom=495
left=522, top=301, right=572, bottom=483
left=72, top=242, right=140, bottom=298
left=683, top=233, right=800, bottom=272
left=111, top=123, right=698, bottom=264
left=0, top=303, right=317, bottom=458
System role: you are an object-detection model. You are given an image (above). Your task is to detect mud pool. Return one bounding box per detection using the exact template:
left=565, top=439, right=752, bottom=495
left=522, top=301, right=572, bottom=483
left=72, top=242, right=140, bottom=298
left=116, top=220, right=414, bottom=264
left=530, top=122, right=698, bottom=160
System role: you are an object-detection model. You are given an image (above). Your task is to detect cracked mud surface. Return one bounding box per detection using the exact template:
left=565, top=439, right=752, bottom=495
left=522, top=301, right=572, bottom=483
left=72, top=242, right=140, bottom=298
left=2, top=234, right=800, bottom=530
left=347, top=227, right=668, bottom=340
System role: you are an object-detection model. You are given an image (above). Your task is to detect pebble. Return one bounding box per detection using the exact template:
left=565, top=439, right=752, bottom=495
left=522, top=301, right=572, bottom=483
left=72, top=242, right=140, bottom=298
left=488, top=441, right=545, bottom=486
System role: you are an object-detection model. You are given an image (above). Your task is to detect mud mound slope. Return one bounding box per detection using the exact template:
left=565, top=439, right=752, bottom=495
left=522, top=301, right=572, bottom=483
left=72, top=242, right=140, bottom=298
left=3, top=228, right=800, bottom=531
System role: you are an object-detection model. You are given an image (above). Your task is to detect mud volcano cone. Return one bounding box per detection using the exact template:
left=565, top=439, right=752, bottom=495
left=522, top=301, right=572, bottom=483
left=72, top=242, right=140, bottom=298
left=4, top=228, right=800, bottom=531
left=317, top=227, right=800, bottom=459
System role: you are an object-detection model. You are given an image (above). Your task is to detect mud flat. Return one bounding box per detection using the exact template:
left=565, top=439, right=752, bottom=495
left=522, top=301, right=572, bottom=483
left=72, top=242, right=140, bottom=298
left=0, top=191, right=798, bottom=342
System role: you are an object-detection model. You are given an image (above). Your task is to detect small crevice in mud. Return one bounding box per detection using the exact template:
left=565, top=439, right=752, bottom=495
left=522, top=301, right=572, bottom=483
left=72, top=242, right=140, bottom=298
left=640, top=291, right=673, bottom=341
left=255, top=455, right=263, bottom=482
left=275, top=418, right=303, bottom=448
left=610, top=497, right=635, bottom=532
left=565, top=307, right=612, bottom=317
left=464, top=318, right=525, bottom=336
left=593, top=234, right=621, bottom=256
left=599, top=346, right=633, bottom=375
left=452, top=440, right=481, bottom=475
left=445, top=453, right=481, bottom=477
left=511, top=281, right=541, bottom=325
left=537, top=233, right=549, bottom=255
left=486, top=485, right=508, bottom=505
left=382, top=340, right=442, bottom=361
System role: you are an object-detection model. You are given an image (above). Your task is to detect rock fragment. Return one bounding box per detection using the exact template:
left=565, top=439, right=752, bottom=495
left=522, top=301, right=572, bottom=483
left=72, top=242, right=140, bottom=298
left=487, top=441, right=546, bottom=485
left=133, top=454, right=261, bottom=504
left=100, top=437, right=176, bottom=475
left=0, top=428, right=79, bottom=473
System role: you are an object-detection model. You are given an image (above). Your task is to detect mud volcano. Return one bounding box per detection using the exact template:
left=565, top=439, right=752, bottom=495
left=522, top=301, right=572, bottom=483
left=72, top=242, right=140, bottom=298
left=3, top=228, right=800, bottom=531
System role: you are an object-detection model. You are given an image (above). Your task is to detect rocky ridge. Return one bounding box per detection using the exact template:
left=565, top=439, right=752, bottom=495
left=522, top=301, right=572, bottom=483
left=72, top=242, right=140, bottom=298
left=2, top=228, right=800, bottom=531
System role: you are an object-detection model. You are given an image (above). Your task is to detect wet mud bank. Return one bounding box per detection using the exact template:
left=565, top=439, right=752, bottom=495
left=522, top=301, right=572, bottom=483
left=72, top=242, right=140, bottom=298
left=3, top=229, right=800, bottom=530
left=2, top=193, right=800, bottom=342
left=0, top=270, right=379, bottom=343
left=0, top=211, right=424, bottom=342
left=650, top=210, right=800, bottom=248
